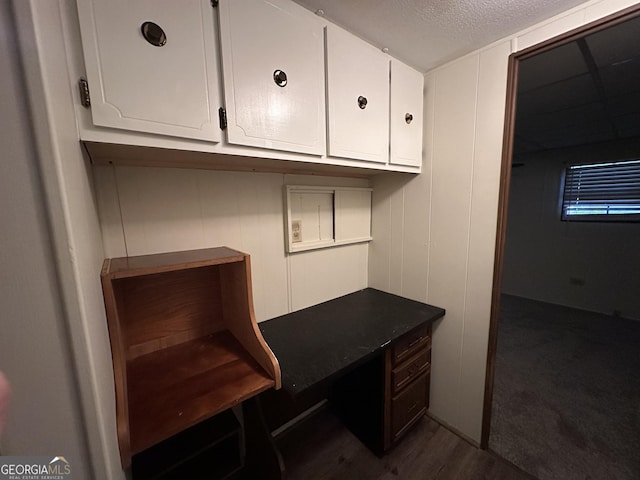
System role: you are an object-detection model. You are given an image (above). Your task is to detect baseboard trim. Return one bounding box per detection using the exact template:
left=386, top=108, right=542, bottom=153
left=426, top=412, right=537, bottom=479
left=425, top=411, right=480, bottom=449
left=501, top=293, right=640, bottom=323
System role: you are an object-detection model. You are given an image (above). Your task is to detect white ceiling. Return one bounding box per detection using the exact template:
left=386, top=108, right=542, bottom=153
left=293, top=0, right=592, bottom=71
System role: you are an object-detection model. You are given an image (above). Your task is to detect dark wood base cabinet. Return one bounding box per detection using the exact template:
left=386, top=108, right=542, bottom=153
left=331, top=324, right=432, bottom=455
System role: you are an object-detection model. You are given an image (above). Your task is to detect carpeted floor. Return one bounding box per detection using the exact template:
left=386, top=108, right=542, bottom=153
left=490, top=295, right=640, bottom=480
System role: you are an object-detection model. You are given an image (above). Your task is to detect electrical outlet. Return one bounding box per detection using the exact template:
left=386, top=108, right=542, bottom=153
left=292, top=220, right=302, bottom=243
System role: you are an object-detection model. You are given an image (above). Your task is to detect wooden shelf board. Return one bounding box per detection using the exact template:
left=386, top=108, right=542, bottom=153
left=127, top=330, right=274, bottom=455
left=104, top=247, right=246, bottom=279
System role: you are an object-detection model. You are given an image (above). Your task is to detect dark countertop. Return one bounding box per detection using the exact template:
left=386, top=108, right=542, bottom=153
left=259, top=288, right=445, bottom=395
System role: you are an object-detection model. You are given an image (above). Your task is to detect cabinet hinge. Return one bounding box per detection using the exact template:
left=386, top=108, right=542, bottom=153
left=211, top=0, right=218, bottom=7
left=78, top=77, right=91, bottom=108
left=218, top=107, right=227, bottom=130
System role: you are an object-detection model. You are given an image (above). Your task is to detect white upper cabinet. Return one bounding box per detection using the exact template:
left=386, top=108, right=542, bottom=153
left=390, top=59, right=424, bottom=167
left=326, top=25, right=390, bottom=164
left=72, top=0, right=424, bottom=173
left=218, top=0, right=326, bottom=156
left=75, top=0, right=221, bottom=142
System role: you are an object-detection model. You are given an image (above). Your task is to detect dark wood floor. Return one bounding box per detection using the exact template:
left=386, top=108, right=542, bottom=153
left=277, top=409, right=535, bottom=480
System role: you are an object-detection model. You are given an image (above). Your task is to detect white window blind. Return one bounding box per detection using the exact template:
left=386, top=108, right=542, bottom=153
left=562, top=159, right=640, bottom=221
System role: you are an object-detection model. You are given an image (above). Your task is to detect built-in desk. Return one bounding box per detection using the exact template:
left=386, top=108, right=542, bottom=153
left=256, top=288, right=445, bottom=472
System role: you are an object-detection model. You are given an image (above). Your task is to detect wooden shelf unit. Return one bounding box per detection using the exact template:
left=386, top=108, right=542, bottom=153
left=101, top=247, right=281, bottom=468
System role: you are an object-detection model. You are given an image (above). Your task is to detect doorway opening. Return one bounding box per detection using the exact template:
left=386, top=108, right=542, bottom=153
left=483, top=4, right=640, bottom=479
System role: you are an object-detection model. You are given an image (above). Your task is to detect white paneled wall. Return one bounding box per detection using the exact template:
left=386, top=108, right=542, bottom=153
left=372, top=46, right=509, bottom=441
left=289, top=244, right=369, bottom=311
left=94, top=166, right=370, bottom=321
left=457, top=42, right=512, bottom=434
left=371, top=0, right=638, bottom=443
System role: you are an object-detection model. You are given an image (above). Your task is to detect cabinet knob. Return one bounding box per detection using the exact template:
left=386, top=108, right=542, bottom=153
left=357, top=96, right=368, bottom=109
left=405, top=113, right=413, bottom=124
left=273, top=70, right=288, bottom=87
left=141, top=22, right=167, bottom=47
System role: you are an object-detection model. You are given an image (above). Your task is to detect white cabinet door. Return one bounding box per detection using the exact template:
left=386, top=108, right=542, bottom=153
left=218, top=0, right=326, bottom=156
left=76, top=0, right=221, bottom=142
left=326, top=25, right=390, bottom=164
left=390, top=59, right=424, bottom=167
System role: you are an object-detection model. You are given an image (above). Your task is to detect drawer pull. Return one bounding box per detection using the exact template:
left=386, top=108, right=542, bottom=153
left=408, top=336, right=423, bottom=348
left=395, top=376, right=412, bottom=390
left=394, top=361, right=429, bottom=391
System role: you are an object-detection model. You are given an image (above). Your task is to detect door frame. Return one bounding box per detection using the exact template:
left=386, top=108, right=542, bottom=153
left=481, top=2, right=640, bottom=449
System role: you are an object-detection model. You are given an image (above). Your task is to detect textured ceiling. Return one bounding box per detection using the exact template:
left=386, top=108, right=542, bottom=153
left=293, top=0, right=592, bottom=71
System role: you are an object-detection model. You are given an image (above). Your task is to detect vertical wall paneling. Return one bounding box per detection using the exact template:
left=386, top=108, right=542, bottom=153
left=457, top=41, right=511, bottom=439
left=112, top=167, right=289, bottom=322
left=93, top=166, right=127, bottom=258
left=400, top=174, right=432, bottom=303
left=388, top=183, right=405, bottom=296
left=368, top=0, right=640, bottom=444
left=426, top=54, right=480, bottom=429
left=200, top=171, right=289, bottom=321
left=288, top=243, right=369, bottom=311
left=369, top=177, right=394, bottom=292
left=115, top=167, right=206, bottom=255
left=585, top=0, right=640, bottom=21
left=369, top=174, right=411, bottom=293
left=95, top=168, right=370, bottom=322
left=515, top=10, right=586, bottom=50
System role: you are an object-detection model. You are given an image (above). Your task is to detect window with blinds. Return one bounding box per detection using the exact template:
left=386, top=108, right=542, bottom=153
left=561, top=159, right=640, bottom=221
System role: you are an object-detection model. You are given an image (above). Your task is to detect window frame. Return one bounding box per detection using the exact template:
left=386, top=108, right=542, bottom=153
left=560, top=159, right=640, bottom=223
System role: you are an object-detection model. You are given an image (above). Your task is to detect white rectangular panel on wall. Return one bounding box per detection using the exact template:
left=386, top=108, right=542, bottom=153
left=335, top=189, right=372, bottom=243
left=326, top=25, right=390, bottom=163
left=76, top=0, right=221, bottom=141
left=289, top=189, right=335, bottom=246
left=218, top=0, right=326, bottom=155
left=285, top=185, right=372, bottom=253
left=390, top=59, right=424, bottom=167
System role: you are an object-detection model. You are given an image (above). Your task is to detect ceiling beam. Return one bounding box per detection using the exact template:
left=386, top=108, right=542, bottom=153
left=576, top=38, right=620, bottom=139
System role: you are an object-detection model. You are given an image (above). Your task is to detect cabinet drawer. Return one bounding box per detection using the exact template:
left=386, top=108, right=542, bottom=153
left=391, top=372, right=428, bottom=441
left=392, top=324, right=431, bottom=365
left=391, top=349, right=430, bottom=395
